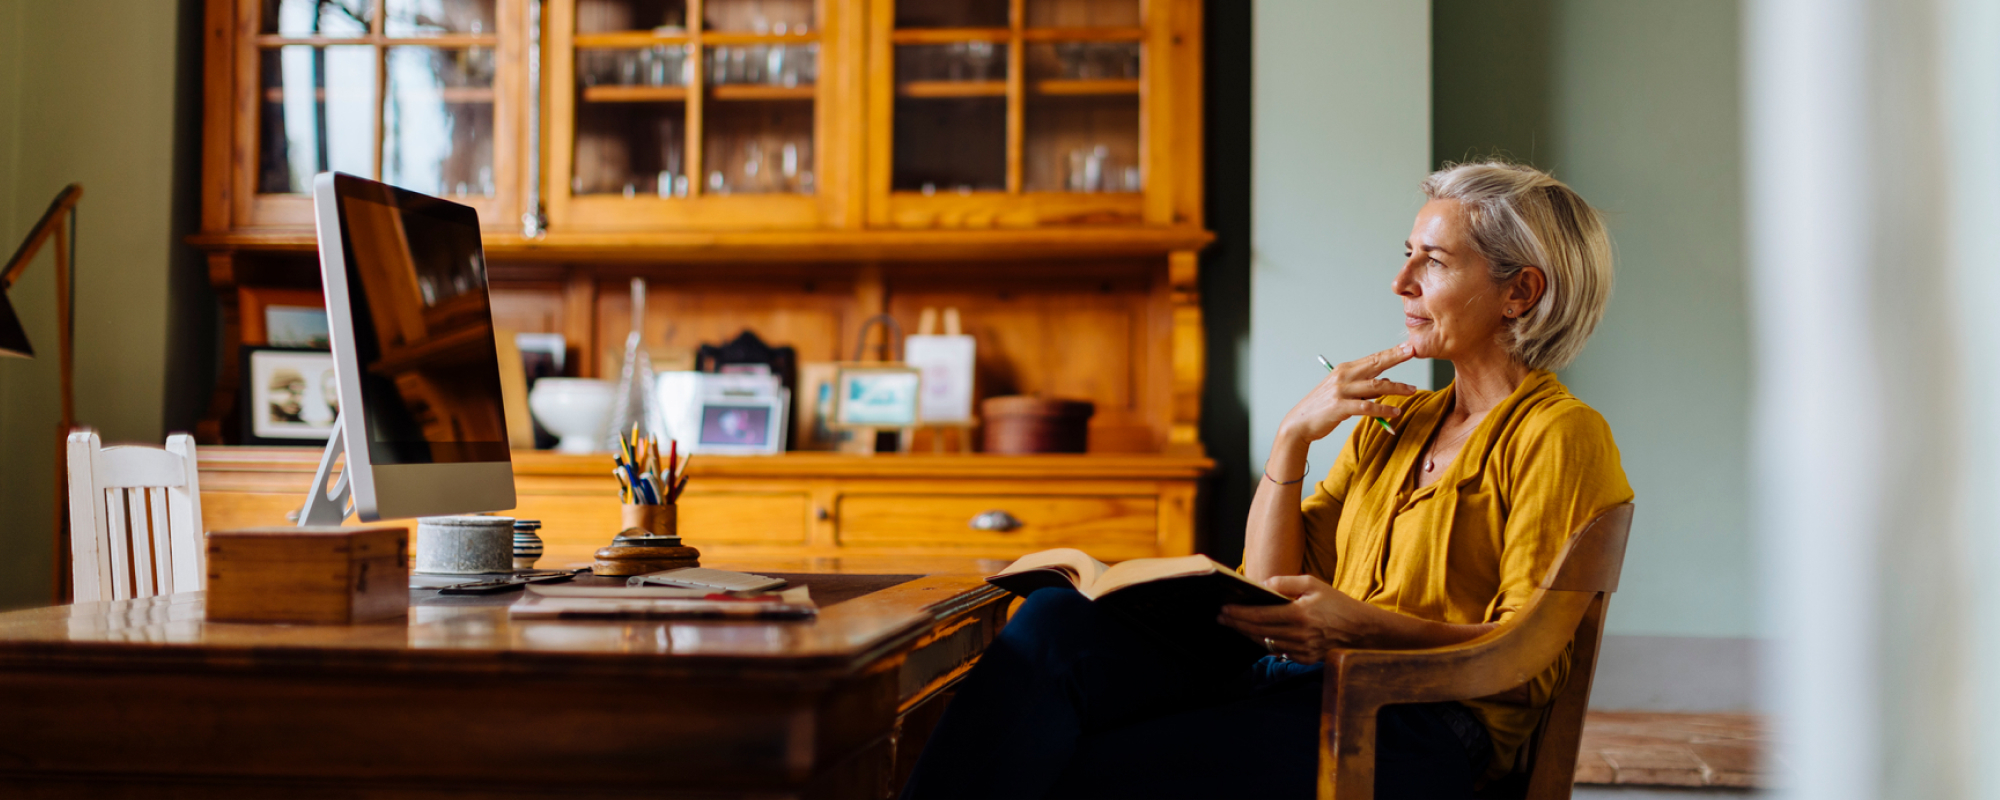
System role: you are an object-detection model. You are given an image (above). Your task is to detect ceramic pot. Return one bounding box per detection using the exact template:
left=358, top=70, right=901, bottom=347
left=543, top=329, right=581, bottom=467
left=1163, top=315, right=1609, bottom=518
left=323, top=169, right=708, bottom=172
left=528, top=378, right=615, bottom=454
left=512, top=519, right=545, bottom=570
left=414, top=515, right=515, bottom=574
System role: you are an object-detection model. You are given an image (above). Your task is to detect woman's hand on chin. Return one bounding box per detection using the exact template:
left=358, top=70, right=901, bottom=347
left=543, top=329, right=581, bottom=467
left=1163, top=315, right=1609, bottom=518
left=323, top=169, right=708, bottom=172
left=1276, top=344, right=1419, bottom=445
left=1217, top=576, right=1387, bottom=664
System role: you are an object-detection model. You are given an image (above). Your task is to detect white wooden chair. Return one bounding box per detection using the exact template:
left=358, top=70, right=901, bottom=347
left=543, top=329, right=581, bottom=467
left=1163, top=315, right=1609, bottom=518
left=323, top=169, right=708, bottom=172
left=65, top=430, right=205, bottom=602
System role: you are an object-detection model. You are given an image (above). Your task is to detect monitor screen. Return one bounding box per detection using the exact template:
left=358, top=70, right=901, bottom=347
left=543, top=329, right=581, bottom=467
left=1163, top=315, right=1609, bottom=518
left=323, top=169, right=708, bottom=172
left=330, top=174, right=509, bottom=465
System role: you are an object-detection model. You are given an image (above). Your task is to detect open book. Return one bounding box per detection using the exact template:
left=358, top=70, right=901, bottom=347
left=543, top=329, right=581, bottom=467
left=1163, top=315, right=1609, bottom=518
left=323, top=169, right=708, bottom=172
left=987, top=549, right=1290, bottom=658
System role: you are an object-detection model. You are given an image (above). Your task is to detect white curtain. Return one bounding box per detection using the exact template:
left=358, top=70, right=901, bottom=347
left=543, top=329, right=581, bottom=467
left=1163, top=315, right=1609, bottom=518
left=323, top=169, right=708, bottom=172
left=1749, top=0, right=2000, bottom=797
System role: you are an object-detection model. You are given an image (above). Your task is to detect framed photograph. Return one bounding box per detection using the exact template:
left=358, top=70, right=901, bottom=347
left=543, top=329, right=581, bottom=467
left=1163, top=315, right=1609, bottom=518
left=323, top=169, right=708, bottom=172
left=241, top=347, right=340, bottom=445
left=238, top=286, right=328, bottom=348
left=832, top=365, right=921, bottom=429
left=695, top=392, right=789, bottom=455
left=265, top=306, right=330, bottom=349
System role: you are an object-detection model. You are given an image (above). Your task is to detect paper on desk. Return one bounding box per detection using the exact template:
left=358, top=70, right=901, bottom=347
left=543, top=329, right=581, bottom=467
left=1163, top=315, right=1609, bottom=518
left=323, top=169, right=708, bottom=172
left=510, top=585, right=816, bottom=620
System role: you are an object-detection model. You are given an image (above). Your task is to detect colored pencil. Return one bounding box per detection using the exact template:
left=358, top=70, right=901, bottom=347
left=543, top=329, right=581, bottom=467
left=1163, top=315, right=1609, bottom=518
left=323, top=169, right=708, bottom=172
left=1319, top=354, right=1396, bottom=436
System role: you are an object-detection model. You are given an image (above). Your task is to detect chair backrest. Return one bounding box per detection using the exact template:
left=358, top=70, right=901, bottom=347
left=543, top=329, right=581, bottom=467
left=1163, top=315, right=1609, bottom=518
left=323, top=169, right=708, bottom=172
left=1518, top=503, right=1634, bottom=798
left=1318, top=503, right=1634, bottom=800
left=65, top=430, right=205, bottom=603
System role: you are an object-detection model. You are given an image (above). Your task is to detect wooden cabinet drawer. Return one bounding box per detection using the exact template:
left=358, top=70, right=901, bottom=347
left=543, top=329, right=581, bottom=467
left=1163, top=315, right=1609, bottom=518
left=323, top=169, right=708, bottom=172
left=838, top=495, right=1158, bottom=560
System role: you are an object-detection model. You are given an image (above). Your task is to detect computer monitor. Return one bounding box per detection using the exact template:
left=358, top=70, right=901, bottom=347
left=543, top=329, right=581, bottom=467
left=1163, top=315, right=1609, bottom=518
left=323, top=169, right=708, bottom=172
left=302, top=172, right=515, bottom=523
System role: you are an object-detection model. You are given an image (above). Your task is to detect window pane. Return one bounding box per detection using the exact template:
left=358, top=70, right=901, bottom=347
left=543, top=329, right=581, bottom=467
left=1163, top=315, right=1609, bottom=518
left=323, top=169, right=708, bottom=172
left=574, top=101, right=687, bottom=196
left=896, top=42, right=1007, bottom=83
left=258, top=46, right=378, bottom=194
left=704, top=101, right=814, bottom=195
left=383, top=47, right=497, bottom=198
left=703, top=0, right=813, bottom=34
left=893, top=97, right=1005, bottom=192
left=1025, top=95, right=1140, bottom=192
left=894, top=0, right=1008, bottom=28
left=1024, top=0, right=1140, bottom=28
left=578, top=46, right=691, bottom=88
left=262, top=0, right=373, bottom=36
left=384, top=0, right=497, bottom=36
left=704, top=43, right=817, bottom=87
left=1025, top=41, right=1140, bottom=82
left=576, top=0, right=688, bottom=33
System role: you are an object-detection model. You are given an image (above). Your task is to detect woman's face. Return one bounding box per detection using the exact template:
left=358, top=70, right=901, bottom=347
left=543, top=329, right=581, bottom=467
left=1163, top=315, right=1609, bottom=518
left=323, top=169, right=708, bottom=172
left=1393, top=199, right=1533, bottom=362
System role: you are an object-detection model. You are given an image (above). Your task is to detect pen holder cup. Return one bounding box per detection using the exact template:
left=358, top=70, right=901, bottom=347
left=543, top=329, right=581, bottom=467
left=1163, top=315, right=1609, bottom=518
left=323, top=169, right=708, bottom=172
left=620, top=503, right=678, bottom=538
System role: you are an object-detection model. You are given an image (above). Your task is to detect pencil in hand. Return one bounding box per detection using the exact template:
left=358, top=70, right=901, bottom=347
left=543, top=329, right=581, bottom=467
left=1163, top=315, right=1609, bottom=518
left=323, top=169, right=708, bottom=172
left=1318, top=354, right=1398, bottom=436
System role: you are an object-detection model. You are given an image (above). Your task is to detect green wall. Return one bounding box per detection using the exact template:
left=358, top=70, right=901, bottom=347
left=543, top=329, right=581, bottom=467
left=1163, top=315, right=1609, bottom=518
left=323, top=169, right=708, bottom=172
left=1434, top=0, right=1753, bottom=638
left=0, top=0, right=196, bottom=609
left=1249, top=0, right=1434, bottom=506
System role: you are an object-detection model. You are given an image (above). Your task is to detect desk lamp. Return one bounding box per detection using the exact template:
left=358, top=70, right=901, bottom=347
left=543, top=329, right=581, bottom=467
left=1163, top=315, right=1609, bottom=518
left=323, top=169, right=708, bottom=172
left=0, top=183, right=81, bottom=603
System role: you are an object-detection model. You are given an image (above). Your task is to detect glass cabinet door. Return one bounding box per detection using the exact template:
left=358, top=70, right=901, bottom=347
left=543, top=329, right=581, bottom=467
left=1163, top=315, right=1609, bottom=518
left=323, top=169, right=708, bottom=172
left=550, top=0, right=837, bottom=231
left=873, top=0, right=1155, bottom=228
left=246, top=0, right=518, bottom=228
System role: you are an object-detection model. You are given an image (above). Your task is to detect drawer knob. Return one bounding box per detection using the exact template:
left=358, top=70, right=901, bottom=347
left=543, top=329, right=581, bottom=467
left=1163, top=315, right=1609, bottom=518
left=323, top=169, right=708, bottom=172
left=969, top=510, right=1024, bottom=532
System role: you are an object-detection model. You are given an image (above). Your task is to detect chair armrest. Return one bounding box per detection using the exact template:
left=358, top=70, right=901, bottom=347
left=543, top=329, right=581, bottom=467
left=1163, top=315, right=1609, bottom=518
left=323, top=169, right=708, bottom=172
left=1316, top=588, right=1597, bottom=800
left=1324, top=588, right=1596, bottom=709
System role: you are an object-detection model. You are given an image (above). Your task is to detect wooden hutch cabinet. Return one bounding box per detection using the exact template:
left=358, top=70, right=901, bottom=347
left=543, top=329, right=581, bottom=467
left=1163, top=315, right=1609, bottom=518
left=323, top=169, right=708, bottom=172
left=192, top=0, right=1214, bottom=564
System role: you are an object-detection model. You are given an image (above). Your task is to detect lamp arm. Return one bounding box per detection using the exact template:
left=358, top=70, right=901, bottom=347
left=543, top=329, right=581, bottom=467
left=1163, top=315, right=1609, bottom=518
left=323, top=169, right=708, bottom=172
left=1, top=184, right=82, bottom=289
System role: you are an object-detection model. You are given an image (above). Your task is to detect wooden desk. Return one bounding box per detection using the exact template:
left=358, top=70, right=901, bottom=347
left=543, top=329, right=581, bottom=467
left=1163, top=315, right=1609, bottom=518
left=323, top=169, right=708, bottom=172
left=0, top=563, right=1012, bottom=799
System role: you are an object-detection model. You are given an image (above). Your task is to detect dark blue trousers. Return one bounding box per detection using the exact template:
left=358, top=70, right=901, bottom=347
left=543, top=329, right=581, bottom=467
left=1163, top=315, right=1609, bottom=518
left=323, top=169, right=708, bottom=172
left=901, top=588, right=1491, bottom=800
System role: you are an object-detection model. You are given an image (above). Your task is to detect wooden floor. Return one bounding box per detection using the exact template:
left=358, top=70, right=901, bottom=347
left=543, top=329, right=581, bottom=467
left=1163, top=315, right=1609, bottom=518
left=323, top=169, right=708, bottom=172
left=1574, top=711, right=1769, bottom=790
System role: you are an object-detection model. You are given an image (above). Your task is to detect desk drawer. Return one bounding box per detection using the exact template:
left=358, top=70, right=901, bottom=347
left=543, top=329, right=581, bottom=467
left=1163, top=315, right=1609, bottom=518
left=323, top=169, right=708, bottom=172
left=838, top=494, right=1157, bottom=559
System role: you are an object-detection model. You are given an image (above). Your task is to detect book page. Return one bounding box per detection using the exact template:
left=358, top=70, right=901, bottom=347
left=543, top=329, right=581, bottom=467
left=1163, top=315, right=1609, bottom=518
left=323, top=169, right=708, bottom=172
left=994, top=548, right=1110, bottom=589
left=1084, top=555, right=1226, bottom=600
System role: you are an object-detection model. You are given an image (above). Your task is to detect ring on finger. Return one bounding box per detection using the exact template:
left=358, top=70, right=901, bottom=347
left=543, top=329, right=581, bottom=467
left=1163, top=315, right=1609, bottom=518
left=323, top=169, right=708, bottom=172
left=1263, top=636, right=1278, bottom=654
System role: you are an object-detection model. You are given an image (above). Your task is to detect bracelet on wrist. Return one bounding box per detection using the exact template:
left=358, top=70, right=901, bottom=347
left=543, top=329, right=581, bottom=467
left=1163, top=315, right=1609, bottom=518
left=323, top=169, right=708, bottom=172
left=1264, top=459, right=1310, bottom=486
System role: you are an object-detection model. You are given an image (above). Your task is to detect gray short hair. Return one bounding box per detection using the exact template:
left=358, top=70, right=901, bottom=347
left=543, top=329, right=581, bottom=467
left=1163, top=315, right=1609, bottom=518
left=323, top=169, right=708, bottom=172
left=1420, top=162, right=1613, bottom=371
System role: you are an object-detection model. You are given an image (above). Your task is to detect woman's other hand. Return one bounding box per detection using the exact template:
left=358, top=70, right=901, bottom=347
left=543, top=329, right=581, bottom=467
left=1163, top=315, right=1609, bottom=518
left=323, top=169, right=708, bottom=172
left=1277, top=344, right=1419, bottom=445
left=1217, top=575, right=1389, bottom=664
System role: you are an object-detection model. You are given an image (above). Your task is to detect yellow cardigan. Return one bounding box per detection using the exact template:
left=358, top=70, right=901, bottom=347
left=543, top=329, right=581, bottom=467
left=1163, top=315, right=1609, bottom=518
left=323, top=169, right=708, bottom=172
left=1297, top=369, right=1633, bottom=778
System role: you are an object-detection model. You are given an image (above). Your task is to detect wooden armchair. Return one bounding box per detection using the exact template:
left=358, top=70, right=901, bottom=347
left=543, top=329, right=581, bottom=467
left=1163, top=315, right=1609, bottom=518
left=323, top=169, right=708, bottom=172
left=1318, top=503, right=1635, bottom=800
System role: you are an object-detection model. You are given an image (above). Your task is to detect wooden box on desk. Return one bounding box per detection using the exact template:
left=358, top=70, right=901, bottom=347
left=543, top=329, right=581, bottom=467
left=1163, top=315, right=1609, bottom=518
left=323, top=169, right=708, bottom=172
left=205, top=526, right=409, bottom=624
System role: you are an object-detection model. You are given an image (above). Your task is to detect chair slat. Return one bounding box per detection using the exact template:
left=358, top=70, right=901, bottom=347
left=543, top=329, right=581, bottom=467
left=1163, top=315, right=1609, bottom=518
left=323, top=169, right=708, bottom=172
left=133, top=489, right=164, bottom=598
left=148, top=487, right=174, bottom=596
left=104, top=489, right=133, bottom=602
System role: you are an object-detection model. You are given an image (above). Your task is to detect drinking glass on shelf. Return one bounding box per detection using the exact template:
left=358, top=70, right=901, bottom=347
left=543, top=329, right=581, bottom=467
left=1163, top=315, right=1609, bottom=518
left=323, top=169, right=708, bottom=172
left=1067, top=145, right=1109, bottom=192
left=967, top=41, right=997, bottom=81
left=619, top=50, right=640, bottom=85
left=742, top=139, right=765, bottom=192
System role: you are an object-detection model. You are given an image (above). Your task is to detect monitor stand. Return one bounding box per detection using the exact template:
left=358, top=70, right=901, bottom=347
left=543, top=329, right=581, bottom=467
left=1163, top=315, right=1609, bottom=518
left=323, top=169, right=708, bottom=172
left=298, top=413, right=354, bottom=526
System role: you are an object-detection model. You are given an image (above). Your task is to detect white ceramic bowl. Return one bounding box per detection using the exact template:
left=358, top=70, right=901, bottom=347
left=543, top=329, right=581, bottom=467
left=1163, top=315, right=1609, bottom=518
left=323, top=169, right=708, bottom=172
left=528, top=378, right=615, bottom=454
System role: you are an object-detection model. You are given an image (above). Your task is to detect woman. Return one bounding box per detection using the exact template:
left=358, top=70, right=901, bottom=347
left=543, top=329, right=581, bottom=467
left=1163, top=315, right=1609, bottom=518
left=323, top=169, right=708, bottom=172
left=903, top=162, right=1633, bottom=799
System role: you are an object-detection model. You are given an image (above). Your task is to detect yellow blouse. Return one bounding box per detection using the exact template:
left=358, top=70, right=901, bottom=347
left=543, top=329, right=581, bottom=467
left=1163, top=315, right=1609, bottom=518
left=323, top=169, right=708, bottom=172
left=1297, top=369, right=1632, bottom=778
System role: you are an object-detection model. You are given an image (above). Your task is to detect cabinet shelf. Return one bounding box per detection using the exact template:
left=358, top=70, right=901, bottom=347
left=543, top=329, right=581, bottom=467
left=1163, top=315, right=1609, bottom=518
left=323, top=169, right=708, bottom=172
left=709, top=84, right=816, bottom=100
left=887, top=27, right=1144, bottom=45
left=898, top=80, right=1006, bottom=98
left=573, top=31, right=694, bottom=48
left=581, top=85, right=689, bottom=102
left=890, top=28, right=1013, bottom=45
left=1030, top=79, right=1139, bottom=96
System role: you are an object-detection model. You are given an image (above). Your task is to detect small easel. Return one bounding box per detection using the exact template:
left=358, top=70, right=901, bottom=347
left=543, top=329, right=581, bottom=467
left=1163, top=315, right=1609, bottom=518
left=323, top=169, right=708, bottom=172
left=912, top=308, right=977, bottom=453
